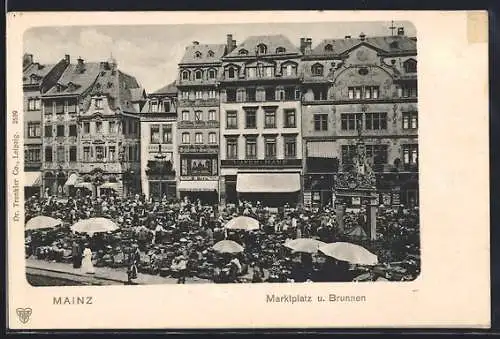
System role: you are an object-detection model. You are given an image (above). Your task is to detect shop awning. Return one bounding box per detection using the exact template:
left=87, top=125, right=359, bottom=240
left=64, top=173, right=79, bottom=186
left=75, top=182, right=94, bottom=190
left=25, top=172, right=41, bottom=186
left=100, top=182, right=120, bottom=191
left=178, top=180, right=218, bottom=192
left=236, top=173, right=300, bottom=193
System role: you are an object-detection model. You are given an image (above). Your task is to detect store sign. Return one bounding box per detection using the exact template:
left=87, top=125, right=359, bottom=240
left=221, top=159, right=302, bottom=168
left=179, top=145, right=219, bottom=154
left=180, top=176, right=218, bottom=181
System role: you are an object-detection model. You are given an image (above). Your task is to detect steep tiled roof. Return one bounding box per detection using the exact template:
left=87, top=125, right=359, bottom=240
left=152, top=81, right=177, bottom=95
left=43, top=62, right=101, bottom=96
left=130, top=87, right=147, bottom=102
left=225, top=34, right=301, bottom=58
left=311, top=35, right=417, bottom=56
left=23, top=63, right=56, bottom=86
left=179, top=44, right=226, bottom=64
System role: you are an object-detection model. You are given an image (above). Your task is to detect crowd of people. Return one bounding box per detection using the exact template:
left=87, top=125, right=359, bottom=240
left=24, top=189, right=420, bottom=284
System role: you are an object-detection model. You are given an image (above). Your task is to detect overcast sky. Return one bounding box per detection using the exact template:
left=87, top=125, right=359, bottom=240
left=24, top=21, right=415, bottom=93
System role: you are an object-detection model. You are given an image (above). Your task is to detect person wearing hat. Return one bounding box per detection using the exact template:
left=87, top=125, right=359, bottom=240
left=71, top=239, right=82, bottom=269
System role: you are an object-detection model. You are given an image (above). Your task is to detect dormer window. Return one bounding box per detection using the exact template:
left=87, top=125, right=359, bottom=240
left=311, top=63, right=324, bottom=76
left=95, top=98, right=103, bottom=109
left=181, top=70, right=190, bottom=80
left=194, top=69, right=203, bottom=80
left=324, top=44, right=333, bottom=52
left=207, top=50, right=215, bottom=57
left=239, top=49, right=248, bottom=56
left=151, top=101, right=158, bottom=113
left=276, top=47, right=286, bottom=54
left=208, top=69, right=217, bottom=79
left=257, top=44, right=267, bottom=54
left=194, top=51, right=202, bottom=58
left=403, top=59, right=417, bottom=73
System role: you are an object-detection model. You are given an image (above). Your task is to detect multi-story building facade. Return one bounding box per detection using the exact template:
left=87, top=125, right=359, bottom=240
left=219, top=35, right=304, bottom=207
left=22, top=53, right=69, bottom=197
left=176, top=40, right=226, bottom=203
left=138, top=81, right=178, bottom=200
left=41, top=56, right=146, bottom=197
left=301, top=28, right=418, bottom=207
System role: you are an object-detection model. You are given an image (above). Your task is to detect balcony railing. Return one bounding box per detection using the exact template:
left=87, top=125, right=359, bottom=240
left=177, top=120, right=219, bottom=129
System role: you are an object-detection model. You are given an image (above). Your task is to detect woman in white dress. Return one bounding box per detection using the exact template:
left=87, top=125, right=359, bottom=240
left=81, top=246, right=95, bottom=274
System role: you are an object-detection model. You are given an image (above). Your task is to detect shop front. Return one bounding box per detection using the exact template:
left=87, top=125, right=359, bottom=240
left=24, top=171, right=42, bottom=198
left=178, top=179, right=219, bottom=204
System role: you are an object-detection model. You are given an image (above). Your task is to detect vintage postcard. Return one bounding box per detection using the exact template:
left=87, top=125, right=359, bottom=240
left=6, top=11, right=490, bottom=329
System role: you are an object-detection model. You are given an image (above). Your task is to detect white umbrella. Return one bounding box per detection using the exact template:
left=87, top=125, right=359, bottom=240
left=224, top=216, right=259, bottom=231
left=319, top=242, right=378, bottom=265
left=71, top=217, right=119, bottom=235
left=212, top=240, right=244, bottom=254
left=25, top=216, right=62, bottom=230
left=284, top=238, right=326, bottom=254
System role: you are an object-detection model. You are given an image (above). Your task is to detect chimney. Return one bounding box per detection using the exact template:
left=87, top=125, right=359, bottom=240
left=232, top=39, right=237, bottom=52
left=345, top=35, right=351, bottom=39
left=23, top=53, right=33, bottom=68
left=359, top=32, right=366, bottom=41
left=227, top=34, right=234, bottom=53
left=192, top=41, right=199, bottom=45
left=305, top=38, right=312, bottom=54
left=64, top=54, right=70, bottom=63
left=397, top=27, right=405, bottom=36
left=300, top=38, right=306, bottom=53
left=76, top=57, right=85, bottom=73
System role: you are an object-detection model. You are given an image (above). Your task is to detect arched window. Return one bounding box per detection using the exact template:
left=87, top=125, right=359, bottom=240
left=282, top=63, right=296, bottom=77
left=194, top=51, right=202, bottom=58
left=257, top=44, right=267, bottom=54
left=228, top=67, right=236, bottom=78
left=276, top=47, right=286, bottom=54
left=311, top=63, right=324, bottom=76
left=207, top=50, right=215, bottom=57
left=403, top=59, right=417, bottom=73
left=208, top=69, right=217, bottom=79
left=324, top=44, right=333, bottom=52
left=238, top=49, right=248, bottom=56
left=194, top=69, right=203, bottom=80
left=181, top=70, right=190, bottom=80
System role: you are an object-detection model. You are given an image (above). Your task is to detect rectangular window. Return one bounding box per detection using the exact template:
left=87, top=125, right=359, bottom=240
left=277, top=88, right=285, bottom=101
left=83, top=122, right=90, bottom=134
left=28, top=98, right=41, bottom=111
left=182, top=110, right=190, bottom=121
left=401, top=84, right=418, bottom=98
left=68, top=124, right=77, bottom=137
left=340, top=113, right=362, bottom=131
left=56, top=125, right=65, bottom=137
left=226, top=111, right=238, bottom=129
left=95, top=121, right=103, bottom=134
left=56, top=146, right=65, bottom=163
left=55, top=101, right=64, bottom=114
left=208, top=132, right=217, bottom=144
left=284, top=109, right=296, bottom=128
left=163, top=101, right=171, bottom=112
left=314, top=114, right=328, bottom=131
left=95, top=98, right=103, bottom=109
left=44, top=146, right=53, bottom=162
left=25, top=149, right=41, bottom=162
left=366, top=145, right=388, bottom=164
left=341, top=145, right=357, bottom=165
left=109, top=121, right=116, bottom=133
left=364, top=86, right=379, bottom=99
left=151, top=125, right=161, bottom=143
left=109, top=146, right=116, bottom=161
left=246, top=88, right=256, bottom=102
left=295, top=88, right=302, bottom=100
left=265, top=67, right=273, bottom=77
left=95, top=146, right=104, bottom=161
left=245, top=137, right=257, bottom=159
left=208, top=110, right=216, bottom=121
left=284, top=86, right=295, bottom=100
left=182, top=133, right=190, bottom=144
left=226, top=138, right=238, bottom=159
left=67, top=99, right=77, bottom=113
left=195, top=132, right=203, bottom=144
left=365, top=112, right=387, bottom=130
left=44, top=125, right=52, bottom=137
left=236, top=89, right=245, bottom=102
left=151, top=101, right=158, bottom=112
left=195, top=91, right=203, bottom=99
left=313, top=87, right=328, bottom=101
left=162, top=124, right=172, bottom=144
left=194, top=110, right=202, bottom=121
left=264, top=110, right=276, bottom=128
left=207, top=90, right=217, bottom=99
left=181, top=91, right=189, bottom=100
left=69, top=146, right=77, bottom=162
left=27, top=122, right=41, bottom=137
left=284, top=137, right=297, bottom=158
left=247, top=67, right=256, bottom=78
left=43, top=100, right=53, bottom=114
left=245, top=109, right=257, bottom=129
left=265, top=87, right=275, bottom=101
left=226, top=88, right=237, bottom=102
left=181, top=158, right=188, bottom=176
left=83, top=146, right=91, bottom=162
left=402, top=112, right=418, bottom=129
left=403, top=144, right=418, bottom=165
left=264, top=137, right=276, bottom=159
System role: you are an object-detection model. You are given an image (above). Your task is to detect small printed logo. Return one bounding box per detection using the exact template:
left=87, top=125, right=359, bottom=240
left=16, top=308, right=32, bottom=324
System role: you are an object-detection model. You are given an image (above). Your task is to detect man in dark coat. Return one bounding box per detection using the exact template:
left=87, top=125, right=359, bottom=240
left=72, top=240, right=82, bottom=268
